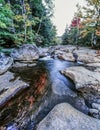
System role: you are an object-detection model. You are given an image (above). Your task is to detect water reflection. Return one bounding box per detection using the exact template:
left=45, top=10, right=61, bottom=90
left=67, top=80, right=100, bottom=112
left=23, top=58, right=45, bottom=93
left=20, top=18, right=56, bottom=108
left=41, top=59, right=78, bottom=90
left=0, top=64, right=49, bottom=128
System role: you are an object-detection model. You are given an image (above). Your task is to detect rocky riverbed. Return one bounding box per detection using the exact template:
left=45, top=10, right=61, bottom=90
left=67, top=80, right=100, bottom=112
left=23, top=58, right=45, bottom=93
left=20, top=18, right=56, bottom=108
left=0, top=44, right=100, bottom=130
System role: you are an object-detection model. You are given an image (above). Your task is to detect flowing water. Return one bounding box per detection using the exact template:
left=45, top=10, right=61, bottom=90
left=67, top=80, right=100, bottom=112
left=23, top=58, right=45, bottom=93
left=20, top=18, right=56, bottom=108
left=0, top=58, right=89, bottom=130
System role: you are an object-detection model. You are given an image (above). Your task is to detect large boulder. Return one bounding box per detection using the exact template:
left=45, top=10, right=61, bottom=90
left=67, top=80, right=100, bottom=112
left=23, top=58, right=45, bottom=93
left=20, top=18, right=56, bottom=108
left=11, top=44, right=39, bottom=62
left=73, top=47, right=100, bottom=63
left=0, top=71, right=28, bottom=106
left=39, top=47, right=49, bottom=58
left=61, top=66, right=100, bottom=110
left=0, top=53, right=13, bottom=75
left=86, top=63, right=100, bottom=72
left=48, top=45, right=75, bottom=61
left=57, top=53, right=75, bottom=62
left=37, top=103, right=100, bottom=130
left=78, top=53, right=100, bottom=63
left=47, top=45, right=100, bottom=63
left=61, top=66, right=100, bottom=90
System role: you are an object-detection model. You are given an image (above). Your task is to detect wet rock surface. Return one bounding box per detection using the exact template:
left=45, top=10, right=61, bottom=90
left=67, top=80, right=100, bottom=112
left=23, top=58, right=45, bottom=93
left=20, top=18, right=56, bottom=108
left=0, top=64, right=49, bottom=129
left=37, top=103, right=100, bottom=130
left=38, top=47, right=49, bottom=58
left=61, top=66, right=100, bottom=90
left=0, top=59, right=89, bottom=130
left=48, top=45, right=100, bottom=63
left=12, top=61, right=37, bottom=68
left=61, top=65, right=100, bottom=119
left=11, top=44, right=39, bottom=62
left=0, top=71, right=28, bottom=106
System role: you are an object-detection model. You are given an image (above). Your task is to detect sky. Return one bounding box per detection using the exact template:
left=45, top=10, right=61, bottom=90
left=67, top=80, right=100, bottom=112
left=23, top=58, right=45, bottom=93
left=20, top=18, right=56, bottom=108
left=52, top=0, right=85, bottom=36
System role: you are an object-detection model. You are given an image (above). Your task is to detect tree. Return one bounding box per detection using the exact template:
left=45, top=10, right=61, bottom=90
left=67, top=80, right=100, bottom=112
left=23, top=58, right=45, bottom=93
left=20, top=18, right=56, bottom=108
left=0, top=0, right=57, bottom=48
left=62, top=17, right=81, bottom=45
left=62, top=24, right=69, bottom=44
left=0, top=0, right=15, bottom=47
left=76, top=0, right=100, bottom=46
left=30, top=0, right=56, bottom=46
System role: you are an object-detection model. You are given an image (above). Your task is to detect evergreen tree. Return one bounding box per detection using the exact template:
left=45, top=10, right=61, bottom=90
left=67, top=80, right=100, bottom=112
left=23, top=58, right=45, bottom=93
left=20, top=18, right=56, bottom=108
left=0, top=0, right=15, bottom=47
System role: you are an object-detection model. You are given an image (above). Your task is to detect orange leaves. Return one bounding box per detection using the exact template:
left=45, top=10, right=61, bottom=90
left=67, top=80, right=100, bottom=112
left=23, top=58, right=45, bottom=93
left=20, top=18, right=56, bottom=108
left=25, top=3, right=31, bottom=11
left=80, top=29, right=88, bottom=38
left=78, top=23, right=85, bottom=29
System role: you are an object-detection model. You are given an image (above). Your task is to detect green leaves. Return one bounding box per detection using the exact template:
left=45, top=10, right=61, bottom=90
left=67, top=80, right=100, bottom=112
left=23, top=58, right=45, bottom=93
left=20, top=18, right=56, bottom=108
left=0, top=2, right=14, bottom=29
left=71, top=0, right=100, bottom=46
left=0, top=21, right=6, bottom=28
left=0, top=0, right=56, bottom=47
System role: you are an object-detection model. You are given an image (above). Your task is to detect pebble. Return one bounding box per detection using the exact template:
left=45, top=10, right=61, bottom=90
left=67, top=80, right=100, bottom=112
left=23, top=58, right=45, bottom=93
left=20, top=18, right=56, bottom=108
left=89, top=109, right=99, bottom=114
left=92, top=103, right=100, bottom=111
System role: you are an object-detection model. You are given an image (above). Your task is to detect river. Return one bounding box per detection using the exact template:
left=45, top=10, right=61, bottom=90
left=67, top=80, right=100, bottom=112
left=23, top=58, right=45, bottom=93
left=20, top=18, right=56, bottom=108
left=0, top=58, right=89, bottom=130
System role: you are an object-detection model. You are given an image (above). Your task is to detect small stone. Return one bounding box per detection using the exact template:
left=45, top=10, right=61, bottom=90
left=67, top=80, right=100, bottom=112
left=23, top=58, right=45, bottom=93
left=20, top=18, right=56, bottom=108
left=92, top=113, right=100, bottom=119
left=97, top=89, right=100, bottom=92
left=0, top=53, right=13, bottom=75
left=92, top=103, right=100, bottom=111
left=89, top=109, right=99, bottom=114
left=97, top=99, right=100, bottom=104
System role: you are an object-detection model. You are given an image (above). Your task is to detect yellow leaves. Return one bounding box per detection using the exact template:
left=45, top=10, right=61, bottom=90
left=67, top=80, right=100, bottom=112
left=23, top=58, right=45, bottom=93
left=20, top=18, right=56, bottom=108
left=97, top=18, right=100, bottom=24
left=96, top=28, right=100, bottom=36
left=82, top=18, right=94, bottom=25
left=81, top=20, right=89, bottom=25
left=23, top=14, right=27, bottom=20
left=92, top=0, right=99, bottom=5
left=26, top=20, right=32, bottom=27
left=80, top=30, right=88, bottom=38
left=78, top=24, right=84, bottom=29
left=86, top=18, right=92, bottom=23
left=25, top=3, right=31, bottom=11
left=14, top=15, right=23, bottom=22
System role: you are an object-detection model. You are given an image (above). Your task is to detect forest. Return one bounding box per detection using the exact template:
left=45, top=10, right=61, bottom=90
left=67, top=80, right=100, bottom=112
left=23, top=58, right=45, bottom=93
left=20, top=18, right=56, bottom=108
left=0, top=0, right=57, bottom=49
left=0, top=0, right=100, bottom=49
left=62, top=0, right=100, bottom=47
left=0, top=0, right=100, bottom=129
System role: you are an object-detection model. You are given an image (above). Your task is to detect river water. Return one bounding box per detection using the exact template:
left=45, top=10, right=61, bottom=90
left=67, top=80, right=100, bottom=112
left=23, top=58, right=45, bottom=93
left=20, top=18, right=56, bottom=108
left=0, top=58, right=89, bottom=130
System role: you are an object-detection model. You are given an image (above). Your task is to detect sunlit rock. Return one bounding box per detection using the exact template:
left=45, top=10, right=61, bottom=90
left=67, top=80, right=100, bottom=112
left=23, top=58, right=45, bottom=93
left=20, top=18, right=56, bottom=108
left=0, top=71, right=29, bottom=106
left=57, top=53, right=75, bottom=62
left=86, top=63, right=100, bottom=72
left=38, top=47, right=49, bottom=58
left=73, top=48, right=100, bottom=63
left=61, top=66, right=100, bottom=116
left=0, top=53, right=13, bottom=75
left=61, top=66, right=100, bottom=90
left=37, top=103, right=100, bottom=130
left=11, top=44, right=39, bottom=62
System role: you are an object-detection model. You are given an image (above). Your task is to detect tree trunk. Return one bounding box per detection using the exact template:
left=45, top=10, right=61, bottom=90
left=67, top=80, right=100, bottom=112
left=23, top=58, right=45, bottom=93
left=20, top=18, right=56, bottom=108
left=20, top=0, right=27, bottom=43
left=7, top=0, right=16, bottom=34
